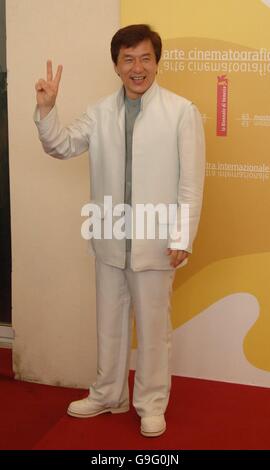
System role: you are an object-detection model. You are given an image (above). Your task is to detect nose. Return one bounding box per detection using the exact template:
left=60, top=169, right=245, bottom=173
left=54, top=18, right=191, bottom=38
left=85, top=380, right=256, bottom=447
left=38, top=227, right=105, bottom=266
left=132, top=58, right=144, bottom=72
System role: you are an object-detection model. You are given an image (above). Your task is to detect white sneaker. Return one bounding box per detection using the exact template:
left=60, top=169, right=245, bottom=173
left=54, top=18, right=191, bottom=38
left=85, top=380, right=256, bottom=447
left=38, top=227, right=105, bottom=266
left=67, top=397, right=129, bottom=418
left=140, top=414, right=166, bottom=437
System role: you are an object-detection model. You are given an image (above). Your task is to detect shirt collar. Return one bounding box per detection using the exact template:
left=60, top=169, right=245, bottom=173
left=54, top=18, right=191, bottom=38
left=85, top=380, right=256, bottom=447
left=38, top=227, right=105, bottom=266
left=116, top=80, right=158, bottom=112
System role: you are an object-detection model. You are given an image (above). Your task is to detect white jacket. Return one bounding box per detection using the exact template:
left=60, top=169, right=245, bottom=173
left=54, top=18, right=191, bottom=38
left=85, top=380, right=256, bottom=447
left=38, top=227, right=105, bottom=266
left=34, top=81, right=205, bottom=271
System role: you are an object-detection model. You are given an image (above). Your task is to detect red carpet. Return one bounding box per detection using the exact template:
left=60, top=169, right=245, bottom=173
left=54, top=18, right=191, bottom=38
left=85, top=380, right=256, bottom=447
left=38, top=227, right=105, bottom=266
left=1, top=348, right=270, bottom=450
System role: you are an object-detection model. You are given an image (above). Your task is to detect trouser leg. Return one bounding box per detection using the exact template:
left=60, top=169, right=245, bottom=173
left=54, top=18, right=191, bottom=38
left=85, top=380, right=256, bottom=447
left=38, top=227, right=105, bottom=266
left=89, top=258, right=133, bottom=407
left=125, top=266, right=175, bottom=418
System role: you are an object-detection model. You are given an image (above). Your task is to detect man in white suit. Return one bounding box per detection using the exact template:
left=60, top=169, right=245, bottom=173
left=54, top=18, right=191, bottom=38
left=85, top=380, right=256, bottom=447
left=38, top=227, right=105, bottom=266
left=34, top=24, right=205, bottom=437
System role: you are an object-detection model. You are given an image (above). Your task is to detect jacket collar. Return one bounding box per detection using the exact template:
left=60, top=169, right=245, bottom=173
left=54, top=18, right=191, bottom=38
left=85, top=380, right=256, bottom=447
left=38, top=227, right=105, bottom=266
left=116, top=80, right=158, bottom=112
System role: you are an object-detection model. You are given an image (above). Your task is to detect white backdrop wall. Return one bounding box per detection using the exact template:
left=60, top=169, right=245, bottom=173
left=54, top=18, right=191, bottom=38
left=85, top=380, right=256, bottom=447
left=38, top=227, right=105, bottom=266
left=7, top=0, right=120, bottom=388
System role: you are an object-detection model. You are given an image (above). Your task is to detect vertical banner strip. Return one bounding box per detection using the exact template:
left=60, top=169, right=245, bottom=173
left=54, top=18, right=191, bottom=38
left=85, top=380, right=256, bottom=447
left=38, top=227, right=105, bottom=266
left=216, top=75, right=228, bottom=136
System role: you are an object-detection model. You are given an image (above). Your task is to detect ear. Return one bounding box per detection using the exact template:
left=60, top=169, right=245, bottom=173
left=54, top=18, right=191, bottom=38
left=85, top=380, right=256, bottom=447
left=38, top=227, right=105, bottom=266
left=114, top=64, right=120, bottom=77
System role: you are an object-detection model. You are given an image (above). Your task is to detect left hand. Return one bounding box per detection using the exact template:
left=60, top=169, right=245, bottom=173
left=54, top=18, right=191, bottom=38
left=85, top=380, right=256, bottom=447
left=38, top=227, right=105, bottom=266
left=166, top=248, right=189, bottom=268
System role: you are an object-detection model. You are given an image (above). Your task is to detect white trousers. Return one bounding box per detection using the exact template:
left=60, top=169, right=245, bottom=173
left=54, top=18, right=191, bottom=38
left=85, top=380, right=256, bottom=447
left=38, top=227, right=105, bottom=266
left=89, top=254, right=175, bottom=418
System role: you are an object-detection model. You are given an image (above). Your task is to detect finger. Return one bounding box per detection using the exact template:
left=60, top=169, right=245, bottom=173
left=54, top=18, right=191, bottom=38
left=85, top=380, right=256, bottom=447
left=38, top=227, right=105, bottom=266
left=54, top=64, right=63, bottom=86
left=170, top=250, right=186, bottom=267
left=170, top=250, right=178, bottom=261
left=47, top=60, right=53, bottom=81
left=35, top=79, right=50, bottom=93
left=35, top=81, right=43, bottom=91
left=169, top=250, right=178, bottom=267
left=176, top=251, right=185, bottom=265
left=175, top=251, right=188, bottom=266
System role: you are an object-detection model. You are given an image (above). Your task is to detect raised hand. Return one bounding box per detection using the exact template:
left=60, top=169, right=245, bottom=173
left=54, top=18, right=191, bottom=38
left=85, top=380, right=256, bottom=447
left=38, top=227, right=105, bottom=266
left=35, top=60, right=63, bottom=117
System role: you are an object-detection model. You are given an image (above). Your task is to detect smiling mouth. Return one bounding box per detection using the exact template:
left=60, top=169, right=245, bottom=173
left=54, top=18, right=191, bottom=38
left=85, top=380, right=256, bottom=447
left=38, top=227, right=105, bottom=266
left=130, top=76, right=146, bottom=83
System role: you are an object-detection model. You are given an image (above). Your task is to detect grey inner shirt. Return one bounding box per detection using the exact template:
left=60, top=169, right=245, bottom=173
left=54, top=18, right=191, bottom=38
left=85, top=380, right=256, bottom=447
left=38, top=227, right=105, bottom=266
left=124, top=94, right=141, bottom=253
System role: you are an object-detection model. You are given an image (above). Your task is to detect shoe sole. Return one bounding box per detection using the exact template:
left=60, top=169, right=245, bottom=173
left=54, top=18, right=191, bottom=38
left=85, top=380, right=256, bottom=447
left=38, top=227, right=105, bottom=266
left=67, top=406, right=129, bottom=418
left=140, top=426, right=166, bottom=437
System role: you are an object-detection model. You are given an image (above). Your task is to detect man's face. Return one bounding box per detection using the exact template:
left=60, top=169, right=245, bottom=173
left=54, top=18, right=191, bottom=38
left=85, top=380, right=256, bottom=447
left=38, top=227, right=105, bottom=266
left=114, top=39, right=158, bottom=99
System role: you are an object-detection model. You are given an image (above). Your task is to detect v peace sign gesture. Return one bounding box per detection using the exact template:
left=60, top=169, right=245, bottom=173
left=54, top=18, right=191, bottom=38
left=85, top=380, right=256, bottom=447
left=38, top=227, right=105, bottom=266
left=35, top=60, right=63, bottom=115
